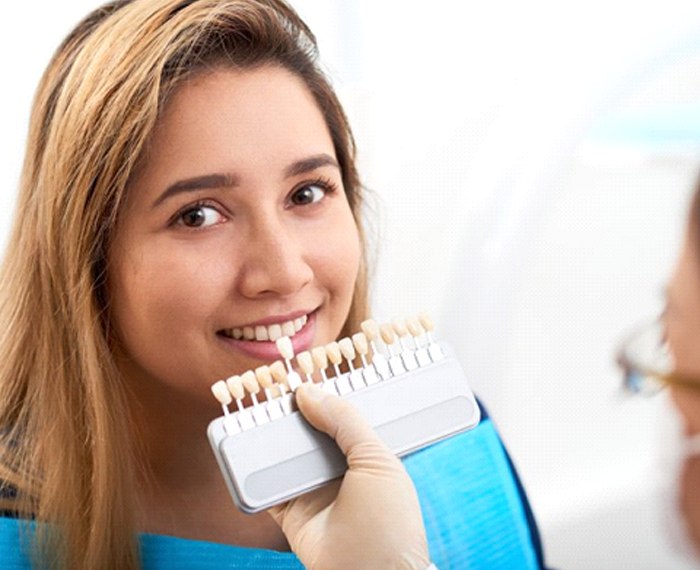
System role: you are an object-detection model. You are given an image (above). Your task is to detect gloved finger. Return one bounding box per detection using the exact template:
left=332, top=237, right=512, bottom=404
left=294, top=382, right=384, bottom=458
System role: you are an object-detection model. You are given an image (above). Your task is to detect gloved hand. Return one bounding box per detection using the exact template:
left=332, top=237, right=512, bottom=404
left=267, top=382, right=431, bottom=570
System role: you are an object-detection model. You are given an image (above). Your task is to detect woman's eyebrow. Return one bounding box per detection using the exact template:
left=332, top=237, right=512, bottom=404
left=152, top=154, right=339, bottom=209
left=152, top=173, right=239, bottom=208
left=284, top=154, right=339, bottom=178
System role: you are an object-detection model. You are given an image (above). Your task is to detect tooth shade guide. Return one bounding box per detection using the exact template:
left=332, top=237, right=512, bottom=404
left=358, top=323, right=390, bottom=380
left=275, top=336, right=303, bottom=390
left=337, top=338, right=356, bottom=370
left=379, top=323, right=396, bottom=347
left=349, top=333, right=376, bottom=382
left=361, top=363, right=379, bottom=385
left=334, top=372, right=353, bottom=395
left=418, top=312, right=435, bottom=332
left=414, top=313, right=444, bottom=361
left=224, top=375, right=255, bottom=432
left=392, top=318, right=411, bottom=350
left=352, top=332, right=369, bottom=356
left=224, top=375, right=246, bottom=412
left=241, top=370, right=260, bottom=395
left=210, top=313, right=446, bottom=424
left=414, top=345, right=433, bottom=367
left=323, top=341, right=342, bottom=377
left=255, top=366, right=277, bottom=405
left=311, top=346, right=329, bottom=382
left=255, top=366, right=274, bottom=387
left=390, top=322, right=419, bottom=371
left=406, top=316, right=423, bottom=339
left=270, top=361, right=294, bottom=415
left=360, top=318, right=380, bottom=341
left=351, top=333, right=375, bottom=383
left=211, top=380, right=233, bottom=418
left=269, top=360, right=288, bottom=386
left=206, top=313, right=482, bottom=514
left=392, top=318, right=408, bottom=338
left=276, top=336, right=295, bottom=361
left=296, top=351, right=315, bottom=382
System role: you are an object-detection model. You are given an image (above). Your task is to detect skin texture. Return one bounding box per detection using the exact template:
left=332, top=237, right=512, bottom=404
left=666, top=224, right=700, bottom=550
left=107, top=65, right=361, bottom=547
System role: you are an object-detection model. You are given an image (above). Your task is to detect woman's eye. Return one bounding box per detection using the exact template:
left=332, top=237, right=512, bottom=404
left=177, top=205, right=225, bottom=228
left=290, top=184, right=327, bottom=206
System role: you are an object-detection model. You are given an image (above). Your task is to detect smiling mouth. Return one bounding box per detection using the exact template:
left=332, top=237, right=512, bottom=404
left=219, top=314, right=309, bottom=342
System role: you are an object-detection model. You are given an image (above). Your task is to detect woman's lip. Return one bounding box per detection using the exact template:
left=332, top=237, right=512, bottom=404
left=218, top=311, right=317, bottom=361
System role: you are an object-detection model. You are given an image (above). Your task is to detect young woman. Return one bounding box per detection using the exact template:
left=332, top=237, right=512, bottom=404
left=0, top=1, right=431, bottom=568
left=0, top=1, right=551, bottom=569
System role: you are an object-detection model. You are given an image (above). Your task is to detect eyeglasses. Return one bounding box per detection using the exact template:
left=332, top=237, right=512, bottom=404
left=616, top=317, right=700, bottom=396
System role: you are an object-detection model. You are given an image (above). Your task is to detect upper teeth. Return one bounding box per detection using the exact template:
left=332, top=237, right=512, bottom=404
left=228, top=315, right=308, bottom=341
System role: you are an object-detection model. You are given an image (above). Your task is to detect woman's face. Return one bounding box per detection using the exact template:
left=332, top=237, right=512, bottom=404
left=108, top=65, right=361, bottom=407
left=665, top=217, right=700, bottom=548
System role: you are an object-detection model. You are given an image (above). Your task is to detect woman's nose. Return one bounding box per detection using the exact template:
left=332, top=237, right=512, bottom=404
left=236, top=216, right=314, bottom=299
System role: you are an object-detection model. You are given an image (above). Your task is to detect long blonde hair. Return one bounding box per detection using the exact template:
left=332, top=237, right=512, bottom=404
left=0, top=1, right=369, bottom=568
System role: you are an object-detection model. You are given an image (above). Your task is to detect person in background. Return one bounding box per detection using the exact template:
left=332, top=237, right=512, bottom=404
left=618, top=179, right=700, bottom=561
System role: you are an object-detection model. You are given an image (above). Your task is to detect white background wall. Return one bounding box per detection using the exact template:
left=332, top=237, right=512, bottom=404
left=5, top=2, right=700, bottom=568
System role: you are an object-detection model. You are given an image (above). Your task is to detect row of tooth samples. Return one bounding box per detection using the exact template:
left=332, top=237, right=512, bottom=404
left=211, top=314, right=444, bottom=434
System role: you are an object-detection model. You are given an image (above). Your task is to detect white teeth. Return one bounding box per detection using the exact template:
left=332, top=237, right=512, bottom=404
left=281, top=321, right=295, bottom=337
left=268, top=324, right=282, bottom=341
left=227, top=314, right=309, bottom=342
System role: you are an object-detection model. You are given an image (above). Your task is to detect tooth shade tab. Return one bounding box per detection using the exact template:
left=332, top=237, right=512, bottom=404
left=276, top=337, right=294, bottom=360
left=311, top=346, right=328, bottom=369
left=296, top=351, right=314, bottom=375
left=211, top=380, right=232, bottom=405
left=406, top=317, right=423, bottom=337
left=325, top=342, right=342, bottom=365
left=352, top=332, right=369, bottom=355
left=269, top=361, right=289, bottom=387
left=226, top=375, right=245, bottom=400
left=379, top=323, right=396, bottom=345
left=353, top=332, right=371, bottom=370
left=392, top=319, right=408, bottom=337
left=418, top=313, right=435, bottom=332
left=338, top=338, right=356, bottom=361
left=241, top=370, right=260, bottom=395
left=360, top=319, right=379, bottom=341
left=255, top=366, right=274, bottom=389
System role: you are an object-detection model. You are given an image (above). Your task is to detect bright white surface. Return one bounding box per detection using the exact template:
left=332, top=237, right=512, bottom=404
left=4, top=2, right=700, bottom=568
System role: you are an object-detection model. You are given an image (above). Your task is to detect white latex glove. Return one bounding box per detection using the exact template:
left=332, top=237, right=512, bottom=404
left=267, top=382, right=431, bottom=570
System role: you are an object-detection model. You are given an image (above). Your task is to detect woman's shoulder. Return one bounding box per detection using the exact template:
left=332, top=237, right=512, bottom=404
left=0, top=515, right=32, bottom=569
